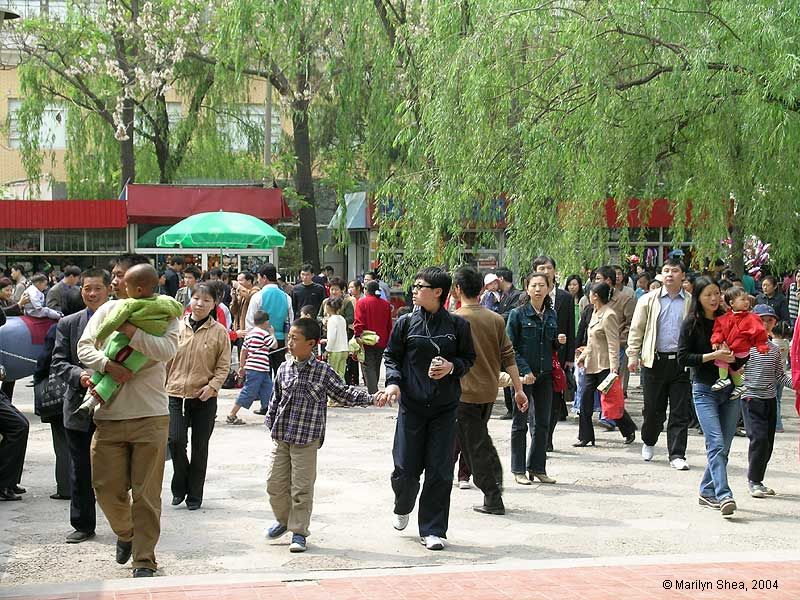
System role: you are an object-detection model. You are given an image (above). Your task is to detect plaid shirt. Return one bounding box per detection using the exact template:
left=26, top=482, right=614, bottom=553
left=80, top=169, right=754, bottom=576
left=266, top=356, right=373, bottom=446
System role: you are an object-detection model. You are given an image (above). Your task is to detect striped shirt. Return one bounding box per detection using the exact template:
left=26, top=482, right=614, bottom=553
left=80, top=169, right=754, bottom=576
left=243, top=327, right=277, bottom=372
left=788, top=283, right=799, bottom=322
left=266, top=356, right=373, bottom=446
left=744, top=341, right=793, bottom=400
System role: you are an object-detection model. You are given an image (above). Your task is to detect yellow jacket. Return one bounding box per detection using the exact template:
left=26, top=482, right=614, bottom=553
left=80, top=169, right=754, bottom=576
left=166, top=315, right=232, bottom=398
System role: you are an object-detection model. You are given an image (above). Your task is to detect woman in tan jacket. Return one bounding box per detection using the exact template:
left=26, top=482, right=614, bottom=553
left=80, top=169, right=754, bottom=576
left=574, top=283, right=637, bottom=447
left=166, top=283, right=231, bottom=510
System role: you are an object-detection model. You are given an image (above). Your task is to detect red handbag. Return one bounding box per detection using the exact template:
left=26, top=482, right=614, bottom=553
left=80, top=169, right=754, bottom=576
left=600, top=378, right=624, bottom=420
left=551, top=355, right=567, bottom=393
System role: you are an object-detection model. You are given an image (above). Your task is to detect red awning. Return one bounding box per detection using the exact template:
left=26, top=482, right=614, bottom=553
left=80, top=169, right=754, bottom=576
left=0, top=200, right=127, bottom=230
left=605, top=198, right=692, bottom=228
left=126, top=184, right=291, bottom=224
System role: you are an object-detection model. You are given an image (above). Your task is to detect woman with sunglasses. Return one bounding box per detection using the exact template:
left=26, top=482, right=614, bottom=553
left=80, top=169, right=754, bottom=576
left=383, top=267, right=476, bottom=552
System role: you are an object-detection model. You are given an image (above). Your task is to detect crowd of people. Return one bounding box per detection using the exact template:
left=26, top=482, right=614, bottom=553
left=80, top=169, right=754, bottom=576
left=0, top=252, right=798, bottom=573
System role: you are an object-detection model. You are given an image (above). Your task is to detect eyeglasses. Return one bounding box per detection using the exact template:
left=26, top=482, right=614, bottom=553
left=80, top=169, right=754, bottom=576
left=412, top=284, right=435, bottom=291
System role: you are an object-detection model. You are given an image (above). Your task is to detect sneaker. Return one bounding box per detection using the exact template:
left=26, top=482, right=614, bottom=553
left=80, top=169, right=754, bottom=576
left=729, top=385, right=745, bottom=400
left=762, top=484, right=776, bottom=496
left=226, top=415, right=245, bottom=425
left=420, top=535, right=444, bottom=551
left=749, top=483, right=766, bottom=498
left=670, top=458, right=690, bottom=471
left=392, top=512, right=410, bottom=531
left=265, top=521, right=288, bottom=538
left=720, top=497, right=736, bottom=517
left=598, top=419, right=616, bottom=431
left=711, top=378, right=732, bottom=391
left=289, top=534, right=307, bottom=553
left=457, top=480, right=471, bottom=490
left=641, top=444, right=654, bottom=462
left=698, top=496, right=720, bottom=510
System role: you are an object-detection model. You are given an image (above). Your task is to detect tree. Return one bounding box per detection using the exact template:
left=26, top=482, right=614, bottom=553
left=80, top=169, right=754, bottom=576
left=363, top=1, right=800, bottom=276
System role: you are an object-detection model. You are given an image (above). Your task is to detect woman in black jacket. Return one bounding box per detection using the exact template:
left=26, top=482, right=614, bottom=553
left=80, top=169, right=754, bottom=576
left=677, top=276, right=738, bottom=517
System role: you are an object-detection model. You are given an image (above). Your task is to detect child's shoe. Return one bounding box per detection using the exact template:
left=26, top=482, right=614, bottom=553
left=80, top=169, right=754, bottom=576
left=729, top=385, right=745, bottom=400
left=289, top=534, right=307, bottom=552
left=265, top=522, right=287, bottom=538
left=711, top=378, right=731, bottom=391
left=73, top=394, right=100, bottom=415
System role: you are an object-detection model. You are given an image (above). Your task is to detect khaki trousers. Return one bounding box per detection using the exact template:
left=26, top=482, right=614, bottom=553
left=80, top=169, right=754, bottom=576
left=266, top=439, right=320, bottom=537
left=91, top=415, right=169, bottom=570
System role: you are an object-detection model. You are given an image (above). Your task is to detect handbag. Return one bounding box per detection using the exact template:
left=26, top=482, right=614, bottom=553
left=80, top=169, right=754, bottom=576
left=34, top=372, right=72, bottom=420
left=551, top=355, right=567, bottom=393
left=600, top=378, right=625, bottom=420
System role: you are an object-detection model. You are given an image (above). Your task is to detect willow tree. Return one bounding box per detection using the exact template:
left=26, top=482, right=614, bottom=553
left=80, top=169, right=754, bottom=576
left=6, top=0, right=224, bottom=194
left=366, top=1, right=800, bottom=276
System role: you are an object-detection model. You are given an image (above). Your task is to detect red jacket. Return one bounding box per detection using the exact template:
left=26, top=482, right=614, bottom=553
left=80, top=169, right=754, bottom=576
left=792, top=315, right=800, bottom=415
left=710, top=310, right=769, bottom=356
left=353, top=294, right=393, bottom=349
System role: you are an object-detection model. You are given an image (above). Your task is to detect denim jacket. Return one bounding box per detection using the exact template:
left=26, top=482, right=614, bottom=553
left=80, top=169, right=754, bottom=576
left=506, top=302, right=559, bottom=376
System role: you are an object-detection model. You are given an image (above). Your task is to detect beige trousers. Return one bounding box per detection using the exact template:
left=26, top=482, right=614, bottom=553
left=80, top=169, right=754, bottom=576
left=91, top=415, right=169, bottom=570
left=266, top=439, right=320, bottom=537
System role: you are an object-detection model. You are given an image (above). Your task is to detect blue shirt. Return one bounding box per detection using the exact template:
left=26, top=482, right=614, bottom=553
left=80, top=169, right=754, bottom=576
left=655, top=287, right=686, bottom=352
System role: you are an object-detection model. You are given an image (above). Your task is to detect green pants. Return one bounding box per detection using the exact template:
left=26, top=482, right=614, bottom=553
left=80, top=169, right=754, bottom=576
left=327, top=351, right=348, bottom=381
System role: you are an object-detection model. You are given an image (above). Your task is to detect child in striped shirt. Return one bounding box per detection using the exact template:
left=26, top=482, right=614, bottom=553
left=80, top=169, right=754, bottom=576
left=227, top=310, right=277, bottom=424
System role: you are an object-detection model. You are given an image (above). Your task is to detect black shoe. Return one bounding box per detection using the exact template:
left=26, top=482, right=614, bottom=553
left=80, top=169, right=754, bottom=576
left=499, top=411, right=513, bottom=420
left=186, top=501, right=202, bottom=511
left=133, top=568, right=155, bottom=578
left=546, top=444, right=554, bottom=452
left=171, top=495, right=185, bottom=506
left=66, top=530, right=95, bottom=544
left=473, top=504, right=505, bottom=515
left=572, top=440, right=595, bottom=447
left=12, top=485, right=26, bottom=494
left=116, top=539, right=133, bottom=564
left=252, top=408, right=267, bottom=415
left=0, top=488, right=22, bottom=501
left=50, top=493, right=71, bottom=500
left=624, top=433, right=636, bottom=445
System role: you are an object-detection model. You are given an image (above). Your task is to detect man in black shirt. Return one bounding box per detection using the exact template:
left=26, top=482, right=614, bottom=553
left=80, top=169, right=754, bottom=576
left=164, top=256, right=184, bottom=298
left=292, top=264, right=326, bottom=316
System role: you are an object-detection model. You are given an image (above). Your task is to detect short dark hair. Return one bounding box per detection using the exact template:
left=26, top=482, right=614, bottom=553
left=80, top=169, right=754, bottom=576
left=495, top=267, right=513, bottom=284
left=11, top=263, right=25, bottom=273
left=114, top=253, right=150, bottom=271
left=0, top=277, right=12, bottom=288
left=328, top=277, right=346, bottom=291
left=169, top=256, right=185, bottom=266
left=183, top=265, right=202, bottom=280
left=724, top=286, right=748, bottom=305
left=209, top=267, right=222, bottom=278
left=414, top=266, right=451, bottom=302
left=30, top=273, right=48, bottom=285
left=193, top=282, right=218, bottom=302
left=259, top=263, right=278, bottom=282
left=239, top=271, right=254, bottom=283
left=531, top=255, right=556, bottom=271
left=82, top=268, right=111, bottom=286
left=292, top=317, right=321, bottom=341
left=596, top=266, right=617, bottom=286
left=366, top=270, right=379, bottom=280
left=663, top=258, right=686, bottom=272
left=300, top=304, right=316, bottom=316
left=365, top=280, right=381, bottom=296
left=300, top=263, right=314, bottom=274
left=349, top=279, right=363, bottom=292
left=327, top=297, right=343, bottom=312
left=453, top=266, right=483, bottom=299
left=719, top=279, right=733, bottom=292
left=63, top=265, right=81, bottom=278
left=253, top=309, right=270, bottom=324
left=762, top=275, right=777, bottom=287
left=206, top=280, right=225, bottom=303
left=324, top=265, right=334, bottom=273
left=590, top=282, right=612, bottom=304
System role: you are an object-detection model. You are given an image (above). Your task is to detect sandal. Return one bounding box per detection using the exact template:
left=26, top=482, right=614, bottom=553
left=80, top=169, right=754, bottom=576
left=226, top=415, right=245, bottom=425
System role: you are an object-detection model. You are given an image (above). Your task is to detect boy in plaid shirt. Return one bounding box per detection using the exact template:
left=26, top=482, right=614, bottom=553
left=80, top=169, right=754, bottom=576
left=264, top=318, right=386, bottom=552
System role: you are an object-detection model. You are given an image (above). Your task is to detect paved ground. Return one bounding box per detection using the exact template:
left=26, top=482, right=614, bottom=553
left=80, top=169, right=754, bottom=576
left=2, top=374, right=799, bottom=598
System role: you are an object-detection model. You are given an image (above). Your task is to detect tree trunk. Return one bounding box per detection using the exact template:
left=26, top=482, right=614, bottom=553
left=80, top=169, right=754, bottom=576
left=730, top=210, right=745, bottom=278
left=292, top=102, right=320, bottom=271
left=120, top=97, right=136, bottom=188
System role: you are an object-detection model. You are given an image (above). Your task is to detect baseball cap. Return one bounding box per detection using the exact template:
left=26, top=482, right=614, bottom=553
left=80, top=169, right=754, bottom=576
left=484, top=273, right=499, bottom=286
left=753, top=304, right=777, bottom=319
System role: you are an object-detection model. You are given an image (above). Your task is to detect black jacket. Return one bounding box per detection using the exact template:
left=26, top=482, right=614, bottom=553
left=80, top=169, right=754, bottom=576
left=677, top=315, right=719, bottom=386
left=553, top=288, right=576, bottom=366
left=497, top=286, right=524, bottom=323
left=51, top=309, right=92, bottom=431
left=755, top=292, right=790, bottom=324
left=292, top=282, right=327, bottom=316
left=384, top=307, right=476, bottom=413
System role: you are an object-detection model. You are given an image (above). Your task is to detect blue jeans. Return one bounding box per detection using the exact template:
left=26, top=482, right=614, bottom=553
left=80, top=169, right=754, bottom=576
left=510, top=374, right=553, bottom=474
left=776, top=385, right=784, bottom=430
left=236, top=369, right=273, bottom=411
left=573, top=366, right=601, bottom=413
left=693, top=383, right=738, bottom=501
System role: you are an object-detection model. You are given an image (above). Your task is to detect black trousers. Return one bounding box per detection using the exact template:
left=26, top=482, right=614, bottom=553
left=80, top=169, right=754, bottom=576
left=391, top=403, right=457, bottom=538
left=270, top=340, right=287, bottom=379
left=168, top=397, right=217, bottom=504
left=578, top=370, right=636, bottom=443
left=1, top=381, right=15, bottom=401
left=547, top=391, right=566, bottom=450
left=456, top=402, right=502, bottom=506
left=65, top=426, right=96, bottom=533
left=503, top=387, right=513, bottom=413
left=0, top=392, right=28, bottom=488
left=741, top=397, right=776, bottom=483
left=49, top=419, right=72, bottom=497
left=362, top=346, right=384, bottom=394
left=640, top=355, right=691, bottom=459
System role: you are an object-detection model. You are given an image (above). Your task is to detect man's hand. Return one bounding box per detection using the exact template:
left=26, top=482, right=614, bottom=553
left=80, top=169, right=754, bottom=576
left=105, top=361, right=133, bottom=384
left=117, top=321, right=137, bottom=338
left=372, top=391, right=389, bottom=407
left=522, top=373, right=536, bottom=385
left=198, top=385, right=215, bottom=401
left=514, top=389, right=528, bottom=412
left=79, top=370, right=92, bottom=389
left=385, top=384, right=401, bottom=405
left=628, top=357, right=639, bottom=373
left=17, top=291, right=30, bottom=307
left=428, top=358, right=453, bottom=380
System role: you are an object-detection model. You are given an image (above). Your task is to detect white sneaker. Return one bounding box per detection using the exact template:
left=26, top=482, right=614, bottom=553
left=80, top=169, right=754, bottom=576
left=392, top=513, right=410, bottom=531
left=420, top=535, right=444, bottom=551
left=641, top=444, right=654, bottom=462
left=457, top=480, right=471, bottom=490
left=670, top=458, right=690, bottom=471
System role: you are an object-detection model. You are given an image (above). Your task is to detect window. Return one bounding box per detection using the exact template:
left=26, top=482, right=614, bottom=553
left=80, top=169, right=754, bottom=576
left=7, top=99, right=67, bottom=150
left=219, top=103, right=282, bottom=154
left=44, top=230, right=85, bottom=252
left=86, top=229, right=126, bottom=252
left=0, top=230, right=41, bottom=252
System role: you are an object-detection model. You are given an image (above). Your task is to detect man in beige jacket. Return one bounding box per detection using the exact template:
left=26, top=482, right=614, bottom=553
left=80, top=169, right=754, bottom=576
left=78, top=253, right=180, bottom=577
left=626, top=259, right=692, bottom=470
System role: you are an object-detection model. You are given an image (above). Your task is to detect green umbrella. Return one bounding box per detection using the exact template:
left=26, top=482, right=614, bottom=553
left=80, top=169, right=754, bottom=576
left=156, top=211, right=286, bottom=249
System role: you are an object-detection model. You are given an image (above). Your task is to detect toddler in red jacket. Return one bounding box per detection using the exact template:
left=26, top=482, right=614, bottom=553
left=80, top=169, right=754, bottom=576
left=711, top=287, right=769, bottom=399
